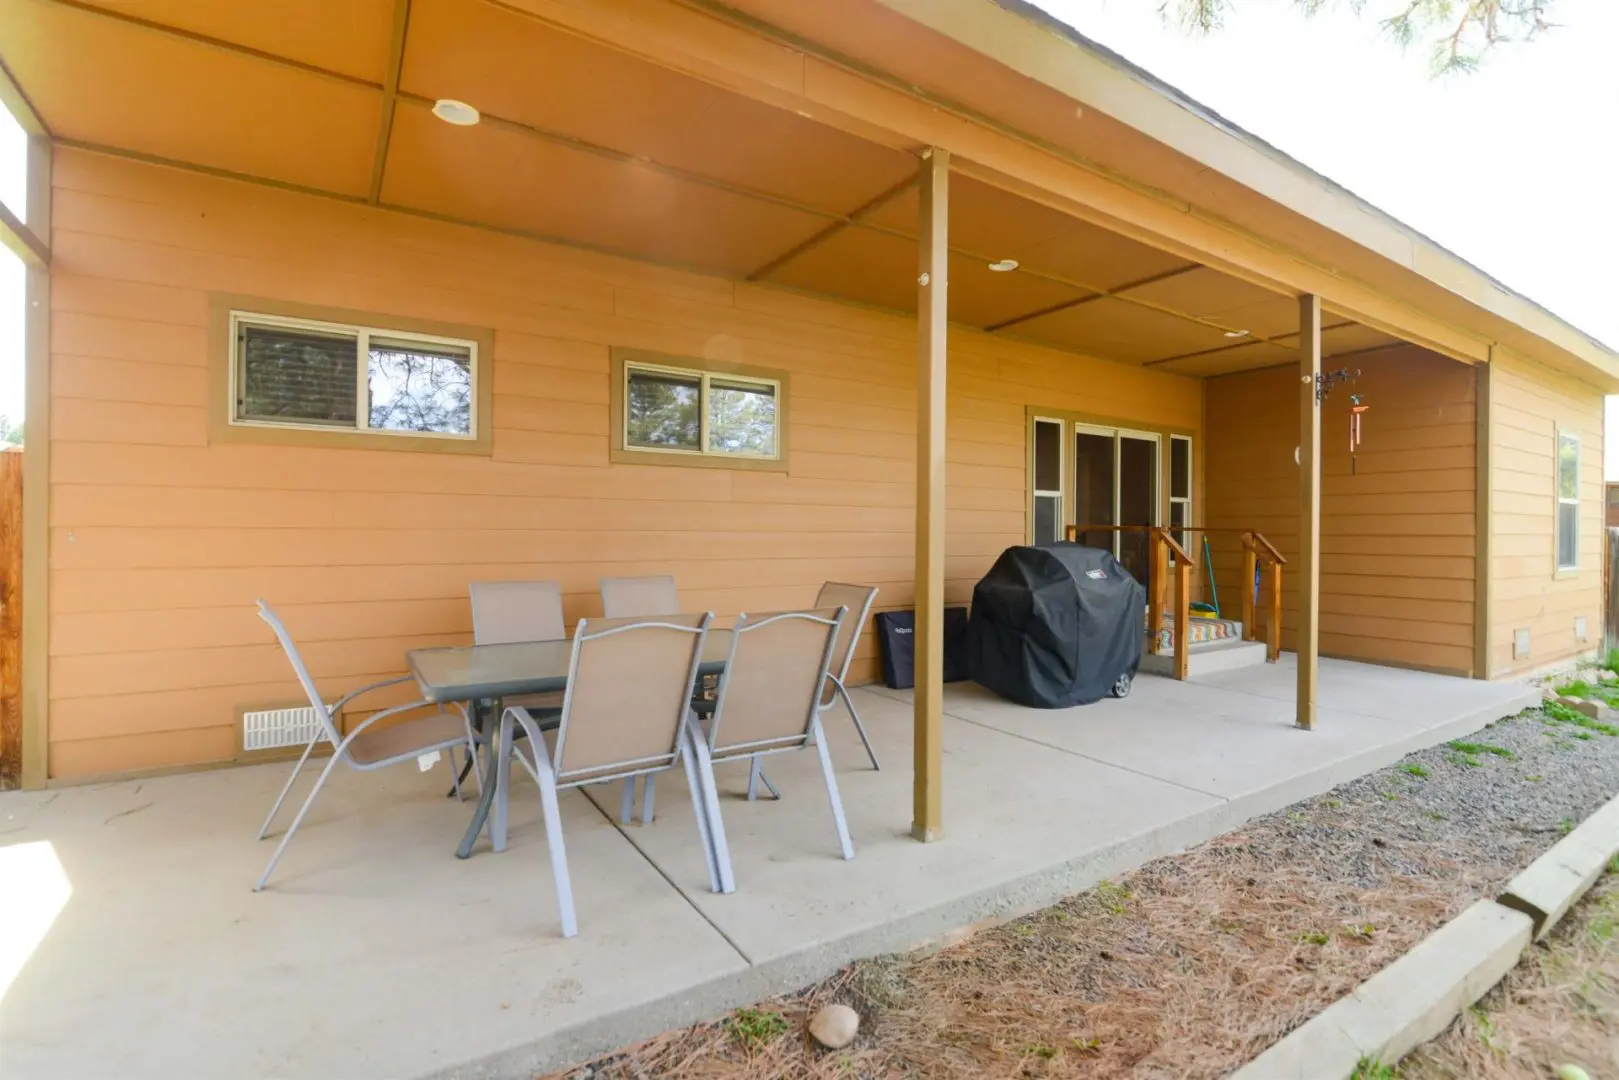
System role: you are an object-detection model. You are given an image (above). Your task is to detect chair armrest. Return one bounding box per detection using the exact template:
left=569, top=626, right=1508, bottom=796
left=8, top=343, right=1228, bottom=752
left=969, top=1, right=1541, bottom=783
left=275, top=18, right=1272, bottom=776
left=330, top=674, right=415, bottom=715
left=337, top=697, right=455, bottom=750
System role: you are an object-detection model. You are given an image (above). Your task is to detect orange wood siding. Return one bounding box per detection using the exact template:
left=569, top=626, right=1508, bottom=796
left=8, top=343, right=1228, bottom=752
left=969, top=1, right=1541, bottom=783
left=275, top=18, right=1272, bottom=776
left=45, top=148, right=1202, bottom=779
left=1204, top=347, right=1478, bottom=675
left=1487, top=348, right=1604, bottom=676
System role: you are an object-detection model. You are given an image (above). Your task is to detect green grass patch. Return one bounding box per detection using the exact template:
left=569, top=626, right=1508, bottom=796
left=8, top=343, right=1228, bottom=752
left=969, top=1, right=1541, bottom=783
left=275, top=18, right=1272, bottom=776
left=1399, top=762, right=1430, bottom=778
left=1350, top=1056, right=1399, bottom=1079
left=1297, top=931, right=1330, bottom=945
left=727, top=1008, right=788, bottom=1049
left=1446, top=750, right=1482, bottom=769
left=1448, top=740, right=1515, bottom=759
left=1542, top=701, right=1619, bottom=736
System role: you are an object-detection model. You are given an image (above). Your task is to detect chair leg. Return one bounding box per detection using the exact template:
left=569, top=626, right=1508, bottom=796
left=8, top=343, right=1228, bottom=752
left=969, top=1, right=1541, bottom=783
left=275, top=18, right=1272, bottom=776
left=491, top=710, right=523, bottom=853
left=446, top=748, right=464, bottom=802
left=620, top=777, right=636, bottom=825
left=679, top=726, right=722, bottom=894
left=758, top=769, right=781, bottom=800
left=810, top=715, right=855, bottom=860
left=641, top=773, right=657, bottom=824
left=833, top=677, right=881, bottom=771
left=531, top=744, right=578, bottom=937
left=254, top=750, right=345, bottom=891
left=685, top=724, right=736, bottom=894
left=746, top=756, right=761, bottom=802
left=257, top=734, right=321, bottom=840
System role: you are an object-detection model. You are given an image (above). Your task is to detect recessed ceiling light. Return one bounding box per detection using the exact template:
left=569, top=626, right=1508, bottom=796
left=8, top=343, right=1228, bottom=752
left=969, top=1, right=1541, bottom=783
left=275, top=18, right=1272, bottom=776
left=988, top=259, right=1019, bottom=272
left=1223, top=329, right=1250, bottom=338
left=432, top=99, right=480, bottom=126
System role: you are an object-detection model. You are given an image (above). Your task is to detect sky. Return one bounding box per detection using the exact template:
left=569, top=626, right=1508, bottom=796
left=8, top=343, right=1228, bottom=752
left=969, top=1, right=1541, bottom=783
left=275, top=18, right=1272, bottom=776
left=1029, top=0, right=1619, bottom=474
left=0, top=1, right=1615, bottom=458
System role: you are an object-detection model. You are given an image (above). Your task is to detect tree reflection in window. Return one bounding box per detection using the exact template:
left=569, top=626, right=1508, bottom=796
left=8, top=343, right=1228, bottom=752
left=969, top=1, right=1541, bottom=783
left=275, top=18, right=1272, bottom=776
left=627, top=369, right=701, bottom=450
left=367, top=340, right=473, bottom=435
left=708, top=379, right=776, bottom=456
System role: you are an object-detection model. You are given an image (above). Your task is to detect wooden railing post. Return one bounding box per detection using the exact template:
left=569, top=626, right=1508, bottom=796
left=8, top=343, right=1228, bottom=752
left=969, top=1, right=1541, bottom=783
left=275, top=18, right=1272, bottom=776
left=1240, top=535, right=1257, bottom=644
left=1175, top=556, right=1191, bottom=682
left=1148, top=529, right=1166, bottom=655
left=1268, top=561, right=1283, bottom=663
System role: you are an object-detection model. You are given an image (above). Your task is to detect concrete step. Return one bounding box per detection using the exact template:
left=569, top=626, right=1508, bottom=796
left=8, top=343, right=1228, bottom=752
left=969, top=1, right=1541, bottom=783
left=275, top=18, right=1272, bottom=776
left=1140, top=637, right=1269, bottom=678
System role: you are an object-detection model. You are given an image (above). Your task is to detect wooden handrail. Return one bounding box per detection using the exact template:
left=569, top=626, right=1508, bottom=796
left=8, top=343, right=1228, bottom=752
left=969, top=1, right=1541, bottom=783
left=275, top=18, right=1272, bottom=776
left=1242, top=530, right=1286, bottom=566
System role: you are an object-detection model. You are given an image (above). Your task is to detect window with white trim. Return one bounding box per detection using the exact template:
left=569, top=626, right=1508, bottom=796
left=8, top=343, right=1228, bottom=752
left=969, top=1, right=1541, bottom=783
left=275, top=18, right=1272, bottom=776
left=1031, top=416, right=1064, bottom=545
left=1169, top=434, right=1193, bottom=554
left=230, top=311, right=477, bottom=440
left=622, top=360, right=780, bottom=460
left=1557, top=429, right=1579, bottom=571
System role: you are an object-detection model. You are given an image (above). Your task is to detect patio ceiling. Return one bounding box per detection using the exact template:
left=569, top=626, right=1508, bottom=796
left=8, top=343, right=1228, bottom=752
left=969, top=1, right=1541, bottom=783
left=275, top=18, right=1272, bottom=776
left=2, top=0, right=1405, bottom=373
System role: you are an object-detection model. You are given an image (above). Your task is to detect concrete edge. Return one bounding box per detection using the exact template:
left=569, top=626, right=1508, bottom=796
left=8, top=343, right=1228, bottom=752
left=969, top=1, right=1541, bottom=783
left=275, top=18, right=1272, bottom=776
left=1498, top=790, right=1619, bottom=940
left=1234, top=787, right=1619, bottom=1079
left=1230, top=900, right=1533, bottom=1080
left=431, top=686, right=1539, bottom=1080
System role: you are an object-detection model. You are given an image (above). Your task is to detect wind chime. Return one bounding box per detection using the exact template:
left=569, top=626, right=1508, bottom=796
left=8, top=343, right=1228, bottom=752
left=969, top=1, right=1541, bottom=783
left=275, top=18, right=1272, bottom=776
left=1315, top=367, right=1369, bottom=473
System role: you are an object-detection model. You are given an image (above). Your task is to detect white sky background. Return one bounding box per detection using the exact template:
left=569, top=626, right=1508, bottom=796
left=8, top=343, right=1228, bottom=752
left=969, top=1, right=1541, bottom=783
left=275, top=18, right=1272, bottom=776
left=0, top=2, right=1614, bottom=456
left=1032, top=0, right=1619, bottom=472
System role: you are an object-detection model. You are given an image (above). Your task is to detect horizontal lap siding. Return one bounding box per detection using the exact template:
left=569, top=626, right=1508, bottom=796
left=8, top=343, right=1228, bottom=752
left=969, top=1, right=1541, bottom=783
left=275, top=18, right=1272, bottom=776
left=1204, top=347, right=1478, bottom=675
left=45, top=149, right=1202, bottom=778
left=1487, top=349, right=1604, bottom=676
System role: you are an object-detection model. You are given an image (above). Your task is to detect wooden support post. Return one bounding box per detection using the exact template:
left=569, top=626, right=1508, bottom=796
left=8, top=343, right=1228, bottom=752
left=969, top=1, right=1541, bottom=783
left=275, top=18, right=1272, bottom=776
left=1297, top=294, right=1322, bottom=730
left=912, top=147, right=948, bottom=843
left=1148, top=530, right=1166, bottom=655
left=1174, top=556, right=1191, bottom=683
left=1268, top=561, right=1283, bottom=664
left=1240, top=536, right=1257, bottom=643
left=19, top=124, right=49, bottom=788
left=0, top=451, right=18, bottom=788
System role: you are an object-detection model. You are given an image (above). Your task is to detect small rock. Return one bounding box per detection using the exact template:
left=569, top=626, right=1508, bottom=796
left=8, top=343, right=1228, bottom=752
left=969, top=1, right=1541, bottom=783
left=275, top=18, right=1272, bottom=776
left=808, top=1003, right=859, bottom=1050
left=1559, top=697, right=1603, bottom=719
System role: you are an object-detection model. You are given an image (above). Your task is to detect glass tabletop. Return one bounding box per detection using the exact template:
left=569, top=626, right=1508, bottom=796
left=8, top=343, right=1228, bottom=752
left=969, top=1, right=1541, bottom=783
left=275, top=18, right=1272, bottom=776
left=407, top=629, right=733, bottom=703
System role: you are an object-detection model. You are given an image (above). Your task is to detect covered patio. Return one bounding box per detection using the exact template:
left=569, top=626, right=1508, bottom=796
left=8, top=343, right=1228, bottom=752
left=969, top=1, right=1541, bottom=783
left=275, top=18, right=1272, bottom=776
left=0, top=663, right=1534, bottom=1079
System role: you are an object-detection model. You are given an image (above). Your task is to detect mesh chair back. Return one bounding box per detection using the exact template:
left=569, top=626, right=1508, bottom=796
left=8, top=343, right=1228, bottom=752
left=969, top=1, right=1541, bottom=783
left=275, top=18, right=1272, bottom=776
left=599, top=575, right=680, bottom=618
left=554, top=613, right=710, bottom=782
left=709, top=607, right=844, bottom=759
left=255, top=600, right=343, bottom=747
left=813, top=583, right=879, bottom=706
left=470, top=580, right=565, bottom=645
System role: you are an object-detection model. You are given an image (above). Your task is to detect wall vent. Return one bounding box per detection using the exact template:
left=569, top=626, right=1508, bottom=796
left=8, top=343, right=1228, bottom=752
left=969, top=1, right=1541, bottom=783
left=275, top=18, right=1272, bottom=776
left=1575, top=616, right=1589, bottom=643
left=1513, top=628, right=1531, bottom=660
left=241, top=704, right=329, bottom=754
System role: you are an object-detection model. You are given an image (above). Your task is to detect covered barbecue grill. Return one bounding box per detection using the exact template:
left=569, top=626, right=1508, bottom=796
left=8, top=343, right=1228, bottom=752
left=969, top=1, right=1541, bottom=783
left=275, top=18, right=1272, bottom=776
left=965, top=543, right=1144, bottom=708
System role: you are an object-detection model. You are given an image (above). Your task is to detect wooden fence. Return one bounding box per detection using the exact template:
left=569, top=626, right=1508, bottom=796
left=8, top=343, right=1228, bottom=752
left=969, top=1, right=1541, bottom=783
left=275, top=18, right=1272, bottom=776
left=1607, top=526, right=1619, bottom=656
left=0, top=448, right=18, bottom=789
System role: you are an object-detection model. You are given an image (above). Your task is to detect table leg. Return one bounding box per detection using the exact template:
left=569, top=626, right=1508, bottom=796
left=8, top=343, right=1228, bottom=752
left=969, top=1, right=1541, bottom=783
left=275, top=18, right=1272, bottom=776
left=456, top=697, right=502, bottom=860
left=446, top=699, right=482, bottom=798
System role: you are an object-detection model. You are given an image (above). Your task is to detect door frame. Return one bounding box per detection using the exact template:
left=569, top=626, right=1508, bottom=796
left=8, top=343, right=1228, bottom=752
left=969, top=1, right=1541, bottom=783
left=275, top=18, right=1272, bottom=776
left=1024, top=407, right=1195, bottom=550
left=1071, top=422, right=1162, bottom=561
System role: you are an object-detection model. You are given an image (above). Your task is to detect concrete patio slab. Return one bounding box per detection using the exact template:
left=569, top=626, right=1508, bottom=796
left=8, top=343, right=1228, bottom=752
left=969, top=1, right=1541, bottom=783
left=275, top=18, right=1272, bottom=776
left=0, top=760, right=745, bottom=1080
left=0, top=659, right=1536, bottom=1080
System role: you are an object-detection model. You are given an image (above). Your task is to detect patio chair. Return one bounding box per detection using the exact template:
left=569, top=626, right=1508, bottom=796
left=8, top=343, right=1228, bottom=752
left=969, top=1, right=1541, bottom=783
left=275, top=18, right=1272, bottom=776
left=731, top=582, right=880, bottom=801
left=490, top=612, right=724, bottom=937
left=599, top=574, right=680, bottom=617
left=459, top=581, right=569, bottom=790
left=813, top=582, right=882, bottom=771
left=694, top=606, right=854, bottom=892
left=251, top=600, right=478, bottom=892
left=597, top=574, right=682, bottom=822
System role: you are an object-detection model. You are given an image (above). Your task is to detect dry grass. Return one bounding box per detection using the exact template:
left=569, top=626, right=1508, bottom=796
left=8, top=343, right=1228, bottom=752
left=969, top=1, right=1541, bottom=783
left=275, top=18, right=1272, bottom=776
left=547, top=811, right=1507, bottom=1080
left=1399, top=868, right=1619, bottom=1080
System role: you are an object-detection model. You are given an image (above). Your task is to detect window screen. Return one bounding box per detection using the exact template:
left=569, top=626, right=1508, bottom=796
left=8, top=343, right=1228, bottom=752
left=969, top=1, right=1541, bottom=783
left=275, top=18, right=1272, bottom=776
left=622, top=362, right=781, bottom=460
left=1557, top=431, right=1579, bottom=571
left=232, top=312, right=478, bottom=441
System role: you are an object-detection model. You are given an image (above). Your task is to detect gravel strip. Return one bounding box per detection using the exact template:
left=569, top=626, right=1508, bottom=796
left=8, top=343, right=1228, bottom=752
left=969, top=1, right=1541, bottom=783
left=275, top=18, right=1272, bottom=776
left=547, top=703, right=1619, bottom=1080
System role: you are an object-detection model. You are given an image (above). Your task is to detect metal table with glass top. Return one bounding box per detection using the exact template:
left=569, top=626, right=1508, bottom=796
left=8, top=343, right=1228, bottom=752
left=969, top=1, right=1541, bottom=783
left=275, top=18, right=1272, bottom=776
left=406, top=631, right=734, bottom=859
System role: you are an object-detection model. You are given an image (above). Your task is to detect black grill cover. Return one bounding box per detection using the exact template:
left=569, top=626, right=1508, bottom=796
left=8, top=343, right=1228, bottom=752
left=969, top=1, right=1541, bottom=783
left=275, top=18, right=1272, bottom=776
left=966, top=543, right=1144, bottom=708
